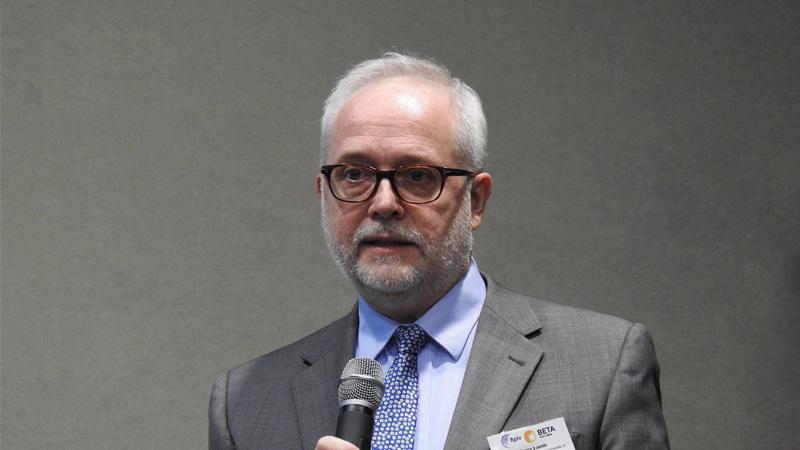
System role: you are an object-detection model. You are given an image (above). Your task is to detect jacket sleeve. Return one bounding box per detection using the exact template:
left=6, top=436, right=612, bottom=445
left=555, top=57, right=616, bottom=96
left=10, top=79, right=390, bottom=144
left=599, top=323, right=670, bottom=449
left=209, top=371, right=236, bottom=450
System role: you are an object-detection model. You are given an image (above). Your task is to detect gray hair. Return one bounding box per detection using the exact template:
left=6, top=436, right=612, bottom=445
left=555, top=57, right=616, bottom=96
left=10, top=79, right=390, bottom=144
left=320, top=53, right=487, bottom=170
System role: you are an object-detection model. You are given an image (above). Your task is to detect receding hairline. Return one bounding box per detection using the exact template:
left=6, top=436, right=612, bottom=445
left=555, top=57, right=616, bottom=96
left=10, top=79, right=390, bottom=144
left=320, top=52, right=487, bottom=170
left=329, top=75, right=460, bottom=147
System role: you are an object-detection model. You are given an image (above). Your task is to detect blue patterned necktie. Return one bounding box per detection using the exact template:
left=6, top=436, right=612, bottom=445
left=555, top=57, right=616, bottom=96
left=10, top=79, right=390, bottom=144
left=371, top=324, right=430, bottom=450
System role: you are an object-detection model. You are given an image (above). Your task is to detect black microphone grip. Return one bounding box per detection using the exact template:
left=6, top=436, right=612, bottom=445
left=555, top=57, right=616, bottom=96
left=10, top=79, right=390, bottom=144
left=335, top=404, right=375, bottom=450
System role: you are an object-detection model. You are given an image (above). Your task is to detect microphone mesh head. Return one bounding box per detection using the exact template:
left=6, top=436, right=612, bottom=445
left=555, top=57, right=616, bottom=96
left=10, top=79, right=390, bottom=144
left=338, top=357, right=385, bottom=408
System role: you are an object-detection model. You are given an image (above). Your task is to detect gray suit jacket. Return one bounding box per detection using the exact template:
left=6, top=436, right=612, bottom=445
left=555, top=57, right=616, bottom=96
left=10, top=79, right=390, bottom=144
left=209, top=275, right=669, bottom=449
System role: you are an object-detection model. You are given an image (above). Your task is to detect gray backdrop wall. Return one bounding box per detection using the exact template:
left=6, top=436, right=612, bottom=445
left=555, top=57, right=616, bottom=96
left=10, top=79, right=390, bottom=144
left=2, top=1, right=798, bottom=448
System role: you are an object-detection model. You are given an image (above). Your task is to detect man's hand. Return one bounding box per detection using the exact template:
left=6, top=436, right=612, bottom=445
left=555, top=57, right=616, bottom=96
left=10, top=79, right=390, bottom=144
left=315, top=436, right=358, bottom=450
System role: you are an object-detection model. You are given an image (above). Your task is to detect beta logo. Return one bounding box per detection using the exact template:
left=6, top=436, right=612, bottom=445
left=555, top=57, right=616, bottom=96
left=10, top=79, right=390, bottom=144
left=537, top=425, right=557, bottom=438
left=500, top=433, right=522, bottom=448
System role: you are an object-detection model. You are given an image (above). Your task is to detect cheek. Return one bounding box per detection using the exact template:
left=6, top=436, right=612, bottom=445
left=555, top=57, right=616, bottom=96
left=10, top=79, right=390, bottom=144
left=411, top=208, right=455, bottom=238
left=327, top=204, right=366, bottom=236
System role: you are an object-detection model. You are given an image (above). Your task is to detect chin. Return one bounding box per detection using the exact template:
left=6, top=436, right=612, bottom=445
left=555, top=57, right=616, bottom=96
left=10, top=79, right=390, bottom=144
left=354, top=260, right=423, bottom=293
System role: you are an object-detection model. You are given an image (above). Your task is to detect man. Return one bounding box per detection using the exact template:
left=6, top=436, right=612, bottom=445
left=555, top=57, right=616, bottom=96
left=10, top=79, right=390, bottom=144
left=209, top=53, right=669, bottom=450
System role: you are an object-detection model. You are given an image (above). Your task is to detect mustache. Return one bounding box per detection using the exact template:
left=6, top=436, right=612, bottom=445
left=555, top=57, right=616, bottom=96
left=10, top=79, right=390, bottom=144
left=352, top=221, right=424, bottom=246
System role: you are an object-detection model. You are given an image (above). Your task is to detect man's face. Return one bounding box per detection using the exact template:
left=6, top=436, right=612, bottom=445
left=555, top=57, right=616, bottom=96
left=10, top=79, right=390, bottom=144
left=317, top=76, right=491, bottom=318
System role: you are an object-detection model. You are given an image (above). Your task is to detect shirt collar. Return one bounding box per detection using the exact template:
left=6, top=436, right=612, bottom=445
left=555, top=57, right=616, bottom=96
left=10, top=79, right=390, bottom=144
left=357, top=259, right=486, bottom=361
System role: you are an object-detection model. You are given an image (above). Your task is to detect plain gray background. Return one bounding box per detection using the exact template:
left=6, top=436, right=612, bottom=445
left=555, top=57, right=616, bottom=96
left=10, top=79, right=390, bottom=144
left=2, top=1, right=798, bottom=448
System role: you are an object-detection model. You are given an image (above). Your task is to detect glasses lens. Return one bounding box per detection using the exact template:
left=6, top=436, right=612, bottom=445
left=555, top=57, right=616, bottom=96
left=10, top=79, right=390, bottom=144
left=330, top=165, right=376, bottom=201
left=395, top=166, right=442, bottom=203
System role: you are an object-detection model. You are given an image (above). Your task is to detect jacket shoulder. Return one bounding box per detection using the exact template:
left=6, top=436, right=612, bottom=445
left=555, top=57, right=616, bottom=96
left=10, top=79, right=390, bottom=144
left=487, top=277, right=643, bottom=350
left=531, top=296, right=636, bottom=336
left=226, top=311, right=355, bottom=381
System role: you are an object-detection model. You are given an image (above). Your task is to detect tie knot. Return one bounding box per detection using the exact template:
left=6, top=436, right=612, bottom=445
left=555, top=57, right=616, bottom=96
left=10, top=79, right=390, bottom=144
left=393, top=324, right=429, bottom=356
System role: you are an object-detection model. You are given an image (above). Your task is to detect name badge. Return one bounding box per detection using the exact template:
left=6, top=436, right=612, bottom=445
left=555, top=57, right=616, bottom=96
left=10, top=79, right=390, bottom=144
left=486, top=417, right=575, bottom=450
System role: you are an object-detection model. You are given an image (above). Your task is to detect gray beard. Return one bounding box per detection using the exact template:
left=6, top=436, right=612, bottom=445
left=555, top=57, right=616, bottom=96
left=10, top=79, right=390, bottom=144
left=320, top=192, right=474, bottom=319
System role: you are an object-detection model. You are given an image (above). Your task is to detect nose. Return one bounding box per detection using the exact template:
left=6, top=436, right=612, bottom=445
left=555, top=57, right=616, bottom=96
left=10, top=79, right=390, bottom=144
left=367, top=178, right=404, bottom=220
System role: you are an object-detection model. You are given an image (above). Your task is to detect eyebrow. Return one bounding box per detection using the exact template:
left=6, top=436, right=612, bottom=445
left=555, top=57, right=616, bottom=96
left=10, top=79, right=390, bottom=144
left=331, top=152, right=374, bottom=165
left=332, top=150, right=443, bottom=167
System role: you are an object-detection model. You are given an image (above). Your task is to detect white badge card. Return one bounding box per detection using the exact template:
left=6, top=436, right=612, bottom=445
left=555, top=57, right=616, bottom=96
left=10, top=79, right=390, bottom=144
left=487, top=417, right=575, bottom=450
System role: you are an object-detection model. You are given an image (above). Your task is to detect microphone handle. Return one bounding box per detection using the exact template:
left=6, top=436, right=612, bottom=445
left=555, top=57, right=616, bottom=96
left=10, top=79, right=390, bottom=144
left=335, top=404, right=375, bottom=450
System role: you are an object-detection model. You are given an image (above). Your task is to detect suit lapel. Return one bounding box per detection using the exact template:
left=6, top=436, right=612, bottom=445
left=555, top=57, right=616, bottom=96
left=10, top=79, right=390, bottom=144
left=291, top=310, right=358, bottom=450
left=444, top=276, right=544, bottom=450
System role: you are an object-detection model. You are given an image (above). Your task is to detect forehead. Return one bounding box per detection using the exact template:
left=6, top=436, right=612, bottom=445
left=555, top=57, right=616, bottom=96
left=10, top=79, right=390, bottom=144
left=329, top=76, right=458, bottom=166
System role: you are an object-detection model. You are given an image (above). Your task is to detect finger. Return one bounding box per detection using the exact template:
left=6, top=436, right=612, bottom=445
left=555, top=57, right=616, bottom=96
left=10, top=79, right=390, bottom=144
left=315, top=435, right=359, bottom=450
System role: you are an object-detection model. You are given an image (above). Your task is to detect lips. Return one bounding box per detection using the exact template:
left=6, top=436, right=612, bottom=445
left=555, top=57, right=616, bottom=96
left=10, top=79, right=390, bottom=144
left=359, top=234, right=418, bottom=248
left=360, top=238, right=416, bottom=247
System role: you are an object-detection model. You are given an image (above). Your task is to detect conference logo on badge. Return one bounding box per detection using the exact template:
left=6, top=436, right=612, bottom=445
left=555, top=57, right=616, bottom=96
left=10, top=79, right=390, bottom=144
left=500, top=433, right=518, bottom=448
left=500, top=429, right=535, bottom=448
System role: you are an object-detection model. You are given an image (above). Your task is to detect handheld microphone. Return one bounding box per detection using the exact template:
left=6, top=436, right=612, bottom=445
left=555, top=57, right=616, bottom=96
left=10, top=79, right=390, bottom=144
left=335, top=357, right=385, bottom=450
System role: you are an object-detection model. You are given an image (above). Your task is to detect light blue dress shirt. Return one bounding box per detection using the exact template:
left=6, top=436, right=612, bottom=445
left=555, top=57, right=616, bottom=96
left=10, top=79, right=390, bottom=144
left=355, top=260, right=486, bottom=450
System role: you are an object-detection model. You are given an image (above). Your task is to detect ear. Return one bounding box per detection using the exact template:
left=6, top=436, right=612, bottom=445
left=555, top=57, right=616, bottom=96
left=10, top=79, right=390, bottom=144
left=469, top=172, right=492, bottom=230
left=316, top=174, right=323, bottom=196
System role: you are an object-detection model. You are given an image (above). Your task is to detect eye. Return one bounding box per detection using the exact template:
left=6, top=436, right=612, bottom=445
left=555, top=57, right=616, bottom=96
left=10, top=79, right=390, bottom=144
left=341, top=166, right=369, bottom=181
left=405, top=169, right=432, bottom=183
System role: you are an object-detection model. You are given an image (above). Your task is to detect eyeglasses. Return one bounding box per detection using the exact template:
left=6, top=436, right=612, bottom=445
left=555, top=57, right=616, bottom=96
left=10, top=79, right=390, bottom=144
left=320, top=163, right=478, bottom=204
